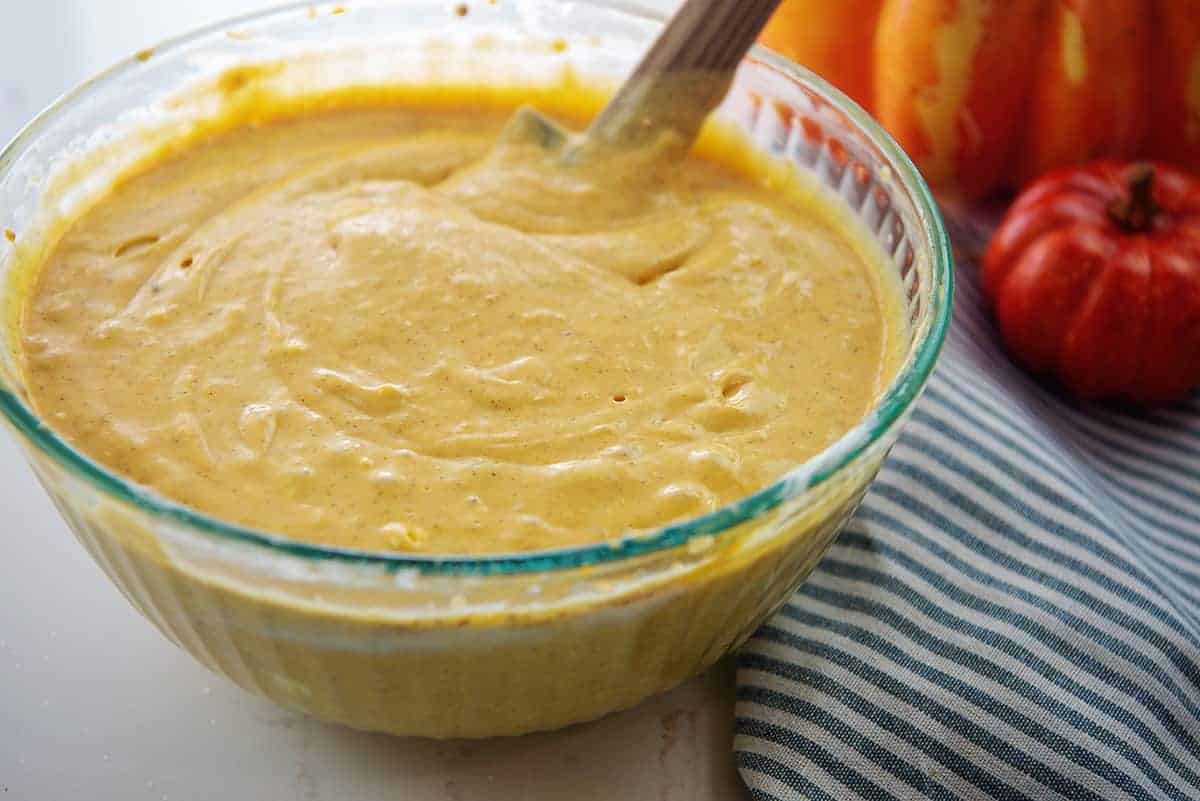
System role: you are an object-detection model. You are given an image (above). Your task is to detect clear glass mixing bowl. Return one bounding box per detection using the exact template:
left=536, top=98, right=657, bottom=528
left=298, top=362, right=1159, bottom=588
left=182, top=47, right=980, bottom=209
left=0, top=0, right=951, bottom=737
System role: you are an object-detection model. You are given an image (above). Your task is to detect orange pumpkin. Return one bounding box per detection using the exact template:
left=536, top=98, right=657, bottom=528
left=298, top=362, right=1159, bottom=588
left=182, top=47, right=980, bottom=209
left=761, top=0, right=1200, bottom=201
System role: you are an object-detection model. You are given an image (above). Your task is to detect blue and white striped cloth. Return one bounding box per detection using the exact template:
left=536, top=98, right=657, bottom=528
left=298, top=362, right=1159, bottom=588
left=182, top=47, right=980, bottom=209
left=735, top=221, right=1200, bottom=801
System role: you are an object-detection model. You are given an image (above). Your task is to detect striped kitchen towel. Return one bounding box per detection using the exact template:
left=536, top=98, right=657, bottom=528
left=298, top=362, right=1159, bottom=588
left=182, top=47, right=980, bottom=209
left=735, top=226, right=1200, bottom=800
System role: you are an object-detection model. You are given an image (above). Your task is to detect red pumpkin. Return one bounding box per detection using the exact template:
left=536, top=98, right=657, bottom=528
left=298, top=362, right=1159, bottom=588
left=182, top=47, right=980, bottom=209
left=761, top=0, right=1200, bottom=201
left=982, top=161, right=1200, bottom=404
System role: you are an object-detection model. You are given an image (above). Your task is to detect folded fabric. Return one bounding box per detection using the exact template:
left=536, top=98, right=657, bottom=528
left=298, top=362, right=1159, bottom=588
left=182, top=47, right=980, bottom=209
left=735, top=228, right=1200, bottom=801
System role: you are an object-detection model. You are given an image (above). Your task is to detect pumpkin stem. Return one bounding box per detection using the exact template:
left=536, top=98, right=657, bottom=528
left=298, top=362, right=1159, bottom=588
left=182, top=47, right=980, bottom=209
left=1109, top=163, right=1159, bottom=233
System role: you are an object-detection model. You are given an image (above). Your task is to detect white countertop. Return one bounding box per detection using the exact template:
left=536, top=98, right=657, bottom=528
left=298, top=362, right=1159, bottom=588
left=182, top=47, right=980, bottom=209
left=0, top=2, right=747, bottom=799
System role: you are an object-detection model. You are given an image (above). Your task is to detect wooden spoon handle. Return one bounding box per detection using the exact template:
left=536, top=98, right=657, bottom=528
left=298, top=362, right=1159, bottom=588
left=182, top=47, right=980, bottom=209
left=587, top=0, right=783, bottom=148
left=633, top=0, right=785, bottom=75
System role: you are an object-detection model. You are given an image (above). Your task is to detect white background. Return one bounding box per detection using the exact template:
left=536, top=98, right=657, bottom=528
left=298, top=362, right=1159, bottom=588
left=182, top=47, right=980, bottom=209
left=0, top=2, right=746, bottom=799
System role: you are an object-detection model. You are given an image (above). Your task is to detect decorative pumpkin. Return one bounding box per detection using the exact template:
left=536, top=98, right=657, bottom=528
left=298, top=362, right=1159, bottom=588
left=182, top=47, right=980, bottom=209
left=982, top=161, right=1200, bottom=404
left=761, top=0, right=1200, bottom=201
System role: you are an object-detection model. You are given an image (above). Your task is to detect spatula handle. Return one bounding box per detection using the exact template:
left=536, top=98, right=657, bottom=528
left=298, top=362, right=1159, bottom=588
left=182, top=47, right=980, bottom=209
left=587, top=0, right=783, bottom=148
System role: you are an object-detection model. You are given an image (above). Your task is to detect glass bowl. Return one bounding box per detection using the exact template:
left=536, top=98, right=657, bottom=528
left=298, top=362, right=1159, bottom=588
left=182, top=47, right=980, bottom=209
left=0, top=0, right=952, bottom=737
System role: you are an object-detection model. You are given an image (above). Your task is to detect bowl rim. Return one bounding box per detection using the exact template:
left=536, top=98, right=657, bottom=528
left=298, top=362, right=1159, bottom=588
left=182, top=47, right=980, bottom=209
left=0, top=0, right=953, bottom=576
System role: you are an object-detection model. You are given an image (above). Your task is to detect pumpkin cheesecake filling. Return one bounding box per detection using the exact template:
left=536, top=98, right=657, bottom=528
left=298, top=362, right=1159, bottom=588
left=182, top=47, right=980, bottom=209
left=19, top=93, right=904, bottom=556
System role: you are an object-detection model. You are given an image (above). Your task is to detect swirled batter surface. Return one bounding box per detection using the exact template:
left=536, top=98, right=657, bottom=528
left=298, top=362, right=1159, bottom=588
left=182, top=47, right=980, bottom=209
left=21, top=98, right=902, bottom=554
